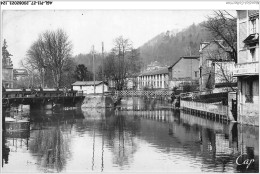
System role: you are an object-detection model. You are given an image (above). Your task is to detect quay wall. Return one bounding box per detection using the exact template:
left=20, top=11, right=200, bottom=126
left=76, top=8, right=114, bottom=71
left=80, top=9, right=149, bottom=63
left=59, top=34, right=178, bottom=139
left=180, top=100, right=235, bottom=121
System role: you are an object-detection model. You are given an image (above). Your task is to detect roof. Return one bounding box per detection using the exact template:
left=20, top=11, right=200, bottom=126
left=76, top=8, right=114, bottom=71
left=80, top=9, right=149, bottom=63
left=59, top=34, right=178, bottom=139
left=139, top=68, right=168, bottom=76
left=71, top=81, right=107, bottom=86
left=243, top=33, right=259, bottom=45
left=200, top=40, right=232, bottom=53
left=168, top=56, right=199, bottom=69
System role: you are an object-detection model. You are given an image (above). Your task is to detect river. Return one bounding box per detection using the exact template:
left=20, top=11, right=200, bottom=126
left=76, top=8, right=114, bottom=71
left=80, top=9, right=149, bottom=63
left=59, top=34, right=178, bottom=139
left=2, top=97, right=259, bottom=173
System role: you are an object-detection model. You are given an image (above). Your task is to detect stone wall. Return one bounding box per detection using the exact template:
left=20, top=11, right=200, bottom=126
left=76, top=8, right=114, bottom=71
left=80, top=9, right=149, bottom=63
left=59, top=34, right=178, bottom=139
left=81, top=95, right=114, bottom=108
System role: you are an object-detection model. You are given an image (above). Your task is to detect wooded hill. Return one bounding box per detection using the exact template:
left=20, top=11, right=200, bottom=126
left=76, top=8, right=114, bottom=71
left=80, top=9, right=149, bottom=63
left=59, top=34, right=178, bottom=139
left=73, top=22, right=214, bottom=71
left=139, top=22, right=213, bottom=67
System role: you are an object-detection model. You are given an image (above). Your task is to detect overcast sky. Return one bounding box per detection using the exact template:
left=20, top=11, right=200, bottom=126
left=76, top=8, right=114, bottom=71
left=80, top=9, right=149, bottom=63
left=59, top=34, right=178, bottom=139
left=2, top=10, right=235, bottom=68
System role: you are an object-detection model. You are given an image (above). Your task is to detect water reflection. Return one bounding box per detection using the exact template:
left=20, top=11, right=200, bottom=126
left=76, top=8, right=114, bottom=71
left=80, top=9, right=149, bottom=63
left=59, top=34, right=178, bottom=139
left=2, top=97, right=259, bottom=173
left=29, top=123, right=71, bottom=172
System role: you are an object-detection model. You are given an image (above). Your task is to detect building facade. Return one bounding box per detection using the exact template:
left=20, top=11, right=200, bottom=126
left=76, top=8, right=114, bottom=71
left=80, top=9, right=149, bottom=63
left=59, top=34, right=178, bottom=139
left=234, top=10, right=259, bottom=126
left=199, top=40, right=236, bottom=93
left=137, top=68, right=169, bottom=90
left=72, top=81, right=108, bottom=94
left=2, top=39, right=14, bottom=88
left=168, top=56, right=200, bottom=90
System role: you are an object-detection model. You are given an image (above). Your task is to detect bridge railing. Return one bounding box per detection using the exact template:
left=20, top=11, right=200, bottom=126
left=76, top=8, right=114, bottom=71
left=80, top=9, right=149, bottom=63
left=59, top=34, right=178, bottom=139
left=112, top=90, right=173, bottom=97
left=2, top=89, right=83, bottom=98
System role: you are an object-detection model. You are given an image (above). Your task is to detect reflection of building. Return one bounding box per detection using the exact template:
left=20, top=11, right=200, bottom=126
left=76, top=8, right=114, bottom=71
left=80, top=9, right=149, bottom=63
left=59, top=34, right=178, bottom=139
left=237, top=124, right=259, bottom=172
left=168, top=56, right=199, bottom=90
left=199, top=41, right=236, bottom=93
left=234, top=10, right=259, bottom=126
left=2, top=119, right=30, bottom=167
left=72, top=81, right=108, bottom=94
left=2, top=39, right=14, bottom=88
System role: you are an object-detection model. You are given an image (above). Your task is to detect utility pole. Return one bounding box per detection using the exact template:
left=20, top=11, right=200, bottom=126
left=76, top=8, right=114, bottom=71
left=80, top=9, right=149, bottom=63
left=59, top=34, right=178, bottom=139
left=102, top=42, right=104, bottom=97
left=92, top=45, right=96, bottom=94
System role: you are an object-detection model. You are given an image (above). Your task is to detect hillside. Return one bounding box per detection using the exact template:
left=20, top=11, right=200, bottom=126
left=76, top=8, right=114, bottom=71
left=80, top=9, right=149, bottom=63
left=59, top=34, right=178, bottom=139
left=73, top=22, right=213, bottom=73
left=139, top=22, right=213, bottom=67
left=73, top=53, right=103, bottom=73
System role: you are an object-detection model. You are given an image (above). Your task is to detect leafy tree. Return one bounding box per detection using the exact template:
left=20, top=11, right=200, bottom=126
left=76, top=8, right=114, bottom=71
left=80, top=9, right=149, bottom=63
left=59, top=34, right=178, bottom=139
left=74, top=64, right=89, bottom=81
left=73, top=53, right=103, bottom=79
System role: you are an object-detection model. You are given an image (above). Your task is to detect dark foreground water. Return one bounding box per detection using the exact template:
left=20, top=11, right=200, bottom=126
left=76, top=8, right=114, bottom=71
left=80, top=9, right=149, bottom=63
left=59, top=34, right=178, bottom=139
left=2, top=97, right=259, bottom=173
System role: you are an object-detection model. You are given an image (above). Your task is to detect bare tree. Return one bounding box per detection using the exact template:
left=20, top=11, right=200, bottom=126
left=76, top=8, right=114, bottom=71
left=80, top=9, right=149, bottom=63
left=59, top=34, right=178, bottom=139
left=26, top=29, right=73, bottom=88
left=26, top=40, right=46, bottom=87
left=203, top=10, right=237, bottom=62
left=96, top=36, right=142, bottom=90
left=108, top=36, right=133, bottom=90
left=204, top=46, right=236, bottom=91
left=19, top=59, right=41, bottom=88
left=40, top=29, right=73, bottom=87
left=128, top=48, right=142, bottom=76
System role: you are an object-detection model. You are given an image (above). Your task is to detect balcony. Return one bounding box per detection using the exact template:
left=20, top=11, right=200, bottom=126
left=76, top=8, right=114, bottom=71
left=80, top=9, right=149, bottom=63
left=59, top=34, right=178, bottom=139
left=233, top=61, right=259, bottom=76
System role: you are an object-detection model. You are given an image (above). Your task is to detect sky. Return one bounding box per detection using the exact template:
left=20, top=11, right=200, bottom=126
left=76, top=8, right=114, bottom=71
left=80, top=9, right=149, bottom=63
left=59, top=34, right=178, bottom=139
left=2, top=10, right=232, bottom=68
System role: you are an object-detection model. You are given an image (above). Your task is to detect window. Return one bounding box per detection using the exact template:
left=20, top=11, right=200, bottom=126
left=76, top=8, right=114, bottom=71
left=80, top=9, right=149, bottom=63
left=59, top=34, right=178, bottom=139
left=194, top=71, right=198, bottom=78
left=245, top=80, right=253, bottom=103
left=250, top=19, right=256, bottom=34
left=206, top=60, right=212, bottom=67
left=250, top=48, right=256, bottom=61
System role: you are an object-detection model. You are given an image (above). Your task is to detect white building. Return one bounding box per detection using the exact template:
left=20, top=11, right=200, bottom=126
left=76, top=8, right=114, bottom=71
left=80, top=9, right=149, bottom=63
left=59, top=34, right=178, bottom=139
left=72, top=81, right=108, bottom=94
left=234, top=10, right=259, bottom=125
left=137, top=68, right=169, bottom=89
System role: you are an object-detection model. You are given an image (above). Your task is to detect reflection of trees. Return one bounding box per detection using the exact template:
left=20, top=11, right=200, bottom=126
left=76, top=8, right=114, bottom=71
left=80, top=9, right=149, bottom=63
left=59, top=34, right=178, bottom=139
left=103, top=112, right=140, bottom=168
left=29, top=123, right=71, bottom=172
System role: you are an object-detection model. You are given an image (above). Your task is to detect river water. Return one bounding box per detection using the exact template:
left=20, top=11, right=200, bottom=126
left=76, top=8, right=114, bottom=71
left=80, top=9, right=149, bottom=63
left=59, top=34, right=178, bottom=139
left=2, top=97, right=259, bottom=173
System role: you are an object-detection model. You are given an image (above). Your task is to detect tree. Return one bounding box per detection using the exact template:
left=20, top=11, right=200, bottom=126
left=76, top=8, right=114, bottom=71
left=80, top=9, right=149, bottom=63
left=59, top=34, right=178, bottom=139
left=103, top=36, right=132, bottom=90
left=112, top=36, right=132, bottom=90
left=203, top=42, right=236, bottom=92
left=25, top=40, right=46, bottom=87
left=60, top=58, right=77, bottom=88
left=203, top=10, right=237, bottom=62
left=101, top=36, right=143, bottom=90
left=25, top=29, right=73, bottom=88
left=128, top=48, right=142, bottom=76
left=74, top=64, right=89, bottom=81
